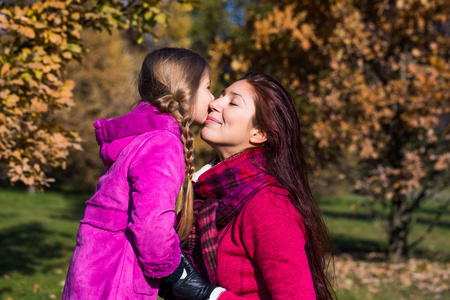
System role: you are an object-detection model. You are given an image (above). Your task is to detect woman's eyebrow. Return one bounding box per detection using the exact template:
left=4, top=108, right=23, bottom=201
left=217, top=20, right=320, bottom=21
left=230, top=91, right=246, bottom=103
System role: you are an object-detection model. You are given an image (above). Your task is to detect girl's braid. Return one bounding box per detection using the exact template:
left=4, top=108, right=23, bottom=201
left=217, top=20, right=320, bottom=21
left=153, top=90, right=194, bottom=240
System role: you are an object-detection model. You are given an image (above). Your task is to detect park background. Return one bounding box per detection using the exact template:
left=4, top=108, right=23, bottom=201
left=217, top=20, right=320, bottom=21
left=0, top=0, right=449, bottom=299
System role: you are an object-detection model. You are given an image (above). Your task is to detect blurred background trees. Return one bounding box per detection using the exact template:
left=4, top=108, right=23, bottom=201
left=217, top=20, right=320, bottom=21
left=0, top=0, right=189, bottom=189
left=1, top=0, right=449, bottom=263
left=209, top=0, right=450, bottom=263
left=49, top=29, right=145, bottom=191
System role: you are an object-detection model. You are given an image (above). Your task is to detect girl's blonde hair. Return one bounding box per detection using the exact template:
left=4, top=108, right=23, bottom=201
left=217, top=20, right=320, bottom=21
left=137, top=47, right=209, bottom=240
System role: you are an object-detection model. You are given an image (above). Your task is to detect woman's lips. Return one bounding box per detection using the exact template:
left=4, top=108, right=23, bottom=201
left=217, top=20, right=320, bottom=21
left=205, top=116, right=221, bottom=124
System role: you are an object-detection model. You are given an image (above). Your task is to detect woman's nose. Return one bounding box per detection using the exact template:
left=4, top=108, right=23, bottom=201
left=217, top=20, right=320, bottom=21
left=208, top=98, right=221, bottom=111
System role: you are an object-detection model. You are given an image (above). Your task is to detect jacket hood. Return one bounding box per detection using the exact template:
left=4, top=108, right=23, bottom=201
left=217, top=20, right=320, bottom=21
left=93, top=102, right=180, bottom=166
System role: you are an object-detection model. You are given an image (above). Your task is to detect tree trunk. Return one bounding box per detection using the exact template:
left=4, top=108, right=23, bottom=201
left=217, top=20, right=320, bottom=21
left=387, top=192, right=411, bottom=263
left=27, top=185, right=37, bottom=194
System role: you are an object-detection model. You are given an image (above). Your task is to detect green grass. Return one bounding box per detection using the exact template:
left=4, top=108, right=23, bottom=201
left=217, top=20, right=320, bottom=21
left=0, top=189, right=448, bottom=299
left=0, top=189, right=87, bottom=299
left=321, top=194, right=450, bottom=300
left=320, top=194, right=450, bottom=258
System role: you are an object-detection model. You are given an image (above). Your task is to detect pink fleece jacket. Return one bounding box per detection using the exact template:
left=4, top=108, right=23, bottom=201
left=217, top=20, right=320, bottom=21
left=63, top=103, right=184, bottom=299
left=214, top=186, right=316, bottom=299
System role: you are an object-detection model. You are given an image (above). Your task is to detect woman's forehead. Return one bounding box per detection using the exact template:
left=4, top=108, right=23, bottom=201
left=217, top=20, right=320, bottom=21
left=227, top=80, right=254, bottom=98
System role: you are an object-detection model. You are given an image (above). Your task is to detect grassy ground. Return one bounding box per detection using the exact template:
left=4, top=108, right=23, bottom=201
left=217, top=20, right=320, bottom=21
left=321, top=194, right=450, bottom=258
left=320, top=195, right=450, bottom=300
left=0, top=189, right=448, bottom=299
left=0, top=189, right=87, bottom=299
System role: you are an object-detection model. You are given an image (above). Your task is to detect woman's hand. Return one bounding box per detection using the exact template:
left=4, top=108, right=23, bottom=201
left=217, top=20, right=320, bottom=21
left=172, top=253, right=218, bottom=300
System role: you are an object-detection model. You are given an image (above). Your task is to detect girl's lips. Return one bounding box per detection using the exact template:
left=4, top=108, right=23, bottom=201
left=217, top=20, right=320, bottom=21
left=205, top=116, right=221, bottom=124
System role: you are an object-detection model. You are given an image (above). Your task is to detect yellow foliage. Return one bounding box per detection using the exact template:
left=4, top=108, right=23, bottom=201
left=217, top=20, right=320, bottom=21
left=0, top=0, right=186, bottom=188
left=0, top=62, right=10, bottom=76
left=210, top=0, right=450, bottom=211
left=30, top=98, right=48, bottom=113
left=5, top=94, right=19, bottom=107
left=434, top=153, right=450, bottom=171
left=18, top=25, right=35, bottom=38
left=48, top=31, right=63, bottom=44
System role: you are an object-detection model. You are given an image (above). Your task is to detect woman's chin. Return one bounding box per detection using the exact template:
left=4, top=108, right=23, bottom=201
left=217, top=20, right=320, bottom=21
left=200, top=129, right=213, bottom=144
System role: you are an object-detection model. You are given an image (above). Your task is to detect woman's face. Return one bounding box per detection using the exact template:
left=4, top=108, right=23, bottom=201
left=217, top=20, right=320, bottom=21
left=192, top=70, right=215, bottom=125
left=201, top=79, right=266, bottom=160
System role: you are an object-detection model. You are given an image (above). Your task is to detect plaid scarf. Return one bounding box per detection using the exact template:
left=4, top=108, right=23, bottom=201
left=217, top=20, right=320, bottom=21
left=188, top=147, right=278, bottom=283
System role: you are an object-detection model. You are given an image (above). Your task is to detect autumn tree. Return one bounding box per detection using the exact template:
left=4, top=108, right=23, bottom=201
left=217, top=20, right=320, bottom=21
left=0, top=0, right=189, bottom=189
left=48, top=29, right=145, bottom=191
left=51, top=2, right=196, bottom=191
left=211, top=0, right=450, bottom=263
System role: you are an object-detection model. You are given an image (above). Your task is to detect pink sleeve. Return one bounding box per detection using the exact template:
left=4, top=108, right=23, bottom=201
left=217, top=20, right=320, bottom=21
left=127, top=132, right=185, bottom=278
left=219, top=188, right=316, bottom=300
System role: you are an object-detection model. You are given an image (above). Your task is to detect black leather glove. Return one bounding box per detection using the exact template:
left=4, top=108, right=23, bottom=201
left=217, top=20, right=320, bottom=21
left=158, top=279, right=176, bottom=300
left=172, top=253, right=217, bottom=300
left=159, top=257, right=184, bottom=300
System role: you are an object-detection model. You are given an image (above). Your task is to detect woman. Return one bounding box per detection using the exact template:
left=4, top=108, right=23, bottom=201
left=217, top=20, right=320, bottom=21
left=171, top=72, right=335, bottom=299
left=63, top=48, right=214, bottom=299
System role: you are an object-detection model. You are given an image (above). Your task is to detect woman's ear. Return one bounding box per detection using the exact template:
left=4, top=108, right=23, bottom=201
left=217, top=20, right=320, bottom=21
left=249, top=127, right=267, bottom=144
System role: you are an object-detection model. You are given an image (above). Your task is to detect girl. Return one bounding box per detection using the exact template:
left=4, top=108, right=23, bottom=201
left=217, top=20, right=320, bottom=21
left=171, top=72, right=335, bottom=299
left=63, top=48, right=214, bottom=299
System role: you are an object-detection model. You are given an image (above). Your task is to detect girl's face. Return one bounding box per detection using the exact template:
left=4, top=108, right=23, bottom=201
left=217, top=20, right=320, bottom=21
left=192, top=70, right=215, bottom=125
left=201, top=79, right=266, bottom=160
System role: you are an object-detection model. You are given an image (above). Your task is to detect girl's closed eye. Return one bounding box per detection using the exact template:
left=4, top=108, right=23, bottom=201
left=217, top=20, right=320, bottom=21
left=229, top=101, right=238, bottom=106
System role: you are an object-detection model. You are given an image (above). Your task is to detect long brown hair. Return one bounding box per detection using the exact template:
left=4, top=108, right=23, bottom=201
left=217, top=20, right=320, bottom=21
left=243, top=72, right=335, bottom=299
left=137, top=47, right=209, bottom=240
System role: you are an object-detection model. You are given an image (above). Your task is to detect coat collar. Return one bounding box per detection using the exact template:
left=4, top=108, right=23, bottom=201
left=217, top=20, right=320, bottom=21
left=93, top=102, right=180, bottom=166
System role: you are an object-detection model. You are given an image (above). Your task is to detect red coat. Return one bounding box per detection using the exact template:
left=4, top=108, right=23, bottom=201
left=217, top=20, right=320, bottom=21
left=215, top=186, right=316, bottom=299
left=190, top=149, right=316, bottom=299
